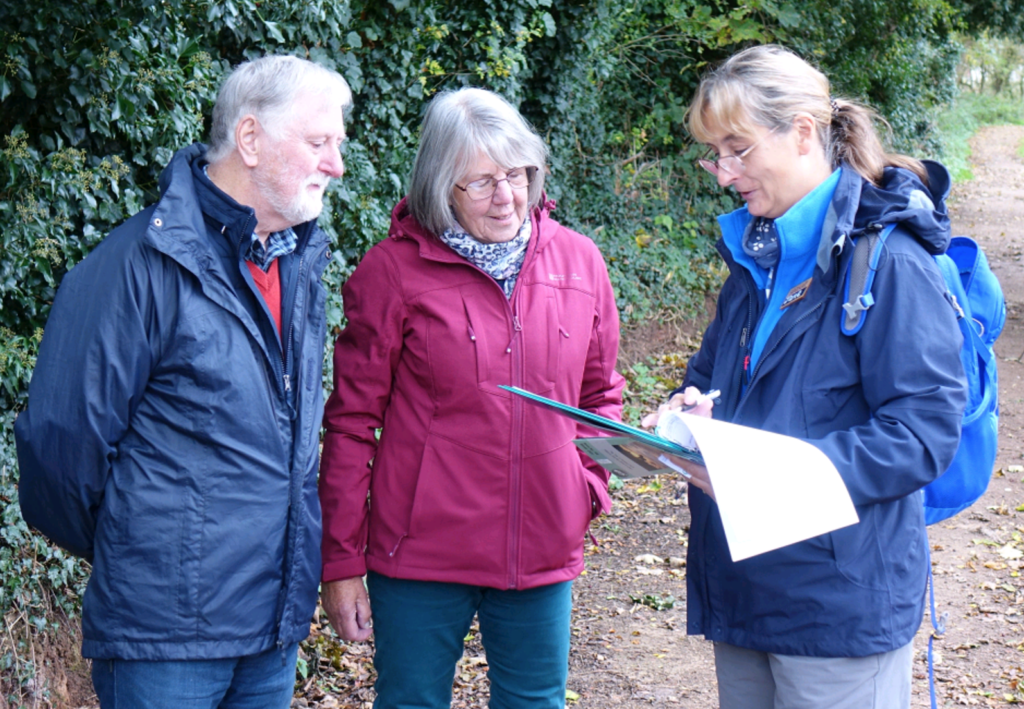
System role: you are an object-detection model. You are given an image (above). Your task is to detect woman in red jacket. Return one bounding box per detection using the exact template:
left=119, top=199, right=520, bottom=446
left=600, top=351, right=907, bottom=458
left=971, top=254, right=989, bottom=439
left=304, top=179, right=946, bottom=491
left=318, top=87, right=624, bottom=708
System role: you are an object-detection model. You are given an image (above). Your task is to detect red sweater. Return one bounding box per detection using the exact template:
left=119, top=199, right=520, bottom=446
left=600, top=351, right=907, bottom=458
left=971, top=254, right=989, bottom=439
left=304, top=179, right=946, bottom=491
left=247, top=259, right=282, bottom=334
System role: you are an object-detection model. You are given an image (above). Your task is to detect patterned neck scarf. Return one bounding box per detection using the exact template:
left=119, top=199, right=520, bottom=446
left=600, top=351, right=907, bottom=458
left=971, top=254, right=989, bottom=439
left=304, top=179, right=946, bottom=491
left=743, top=217, right=780, bottom=270
left=438, top=217, right=532, bottom=299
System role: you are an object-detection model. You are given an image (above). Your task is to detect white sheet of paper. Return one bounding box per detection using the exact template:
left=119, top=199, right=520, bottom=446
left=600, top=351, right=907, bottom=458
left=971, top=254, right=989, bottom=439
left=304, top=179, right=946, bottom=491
left=666, top=412, right=859, bottom=562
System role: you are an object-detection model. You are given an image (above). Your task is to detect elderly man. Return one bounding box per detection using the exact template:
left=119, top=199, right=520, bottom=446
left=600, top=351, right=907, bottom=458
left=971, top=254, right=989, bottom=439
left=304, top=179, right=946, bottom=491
left=15, top=54, right=350, bottom=708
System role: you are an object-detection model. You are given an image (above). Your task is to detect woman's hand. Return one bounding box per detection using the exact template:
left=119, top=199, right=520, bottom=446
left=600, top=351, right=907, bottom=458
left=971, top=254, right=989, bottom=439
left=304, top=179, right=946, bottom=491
left=321, top=577, right=373, bottom=642
left=640, top=386, right=715, bottom=428
left=659, top=453, right=716, bottom=501
left=641, top=386, right=717, bottom=500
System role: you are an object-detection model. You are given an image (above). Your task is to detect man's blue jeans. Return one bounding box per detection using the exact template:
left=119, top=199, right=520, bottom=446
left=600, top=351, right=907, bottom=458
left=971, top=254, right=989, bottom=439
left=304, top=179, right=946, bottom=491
left=91, top=643, right=299, bottom=709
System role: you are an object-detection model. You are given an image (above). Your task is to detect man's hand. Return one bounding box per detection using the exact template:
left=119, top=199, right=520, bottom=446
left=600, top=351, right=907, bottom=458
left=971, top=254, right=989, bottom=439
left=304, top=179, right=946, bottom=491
left=321, top=577, right=373, bottom=642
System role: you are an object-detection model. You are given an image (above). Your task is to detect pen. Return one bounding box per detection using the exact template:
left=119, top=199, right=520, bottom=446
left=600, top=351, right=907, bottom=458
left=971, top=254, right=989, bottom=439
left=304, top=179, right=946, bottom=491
left=681, top=389, right=721, bottom=412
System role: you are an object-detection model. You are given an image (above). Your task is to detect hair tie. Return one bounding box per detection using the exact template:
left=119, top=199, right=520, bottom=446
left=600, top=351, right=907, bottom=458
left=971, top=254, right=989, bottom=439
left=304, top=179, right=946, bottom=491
left=830, top=97, right=840, bottom=116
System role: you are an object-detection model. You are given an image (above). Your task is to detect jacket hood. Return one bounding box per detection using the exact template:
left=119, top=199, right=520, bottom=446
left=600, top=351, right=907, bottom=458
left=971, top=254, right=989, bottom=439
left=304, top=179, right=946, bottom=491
left=852, top=159, right=952, bottom=255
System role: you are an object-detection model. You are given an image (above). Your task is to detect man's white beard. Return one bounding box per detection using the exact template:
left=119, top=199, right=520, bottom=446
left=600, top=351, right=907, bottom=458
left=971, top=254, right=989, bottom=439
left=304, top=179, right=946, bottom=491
left=255, top=168, right=330, bottom=228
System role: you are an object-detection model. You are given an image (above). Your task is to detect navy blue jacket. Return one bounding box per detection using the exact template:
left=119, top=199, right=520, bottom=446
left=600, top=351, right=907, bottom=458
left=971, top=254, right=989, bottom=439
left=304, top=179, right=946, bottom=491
left=681, top=162, right=967, bottom=657
left=15, top=145, right=331, bottom=660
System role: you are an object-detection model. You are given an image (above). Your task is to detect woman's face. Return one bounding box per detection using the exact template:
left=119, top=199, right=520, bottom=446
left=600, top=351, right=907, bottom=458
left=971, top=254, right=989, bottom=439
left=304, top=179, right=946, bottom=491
left=703, top=119, right=825, bottom=219
left=451, top=151, right=530, bottom=244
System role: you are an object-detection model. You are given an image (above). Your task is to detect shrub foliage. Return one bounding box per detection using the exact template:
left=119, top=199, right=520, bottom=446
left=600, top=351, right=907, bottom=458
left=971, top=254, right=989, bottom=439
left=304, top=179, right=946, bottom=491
left=0, top=0, right=997, bottom=702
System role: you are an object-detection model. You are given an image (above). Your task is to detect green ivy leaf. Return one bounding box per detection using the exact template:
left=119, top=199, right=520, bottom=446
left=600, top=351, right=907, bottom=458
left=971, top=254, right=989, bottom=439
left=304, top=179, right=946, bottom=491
left=264, top=20, right=286, bottom=43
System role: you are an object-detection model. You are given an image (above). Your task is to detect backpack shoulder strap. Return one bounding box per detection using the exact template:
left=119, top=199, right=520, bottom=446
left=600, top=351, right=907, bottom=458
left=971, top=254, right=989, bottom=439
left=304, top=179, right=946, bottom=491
left=841, top=223, right=898, bottom=335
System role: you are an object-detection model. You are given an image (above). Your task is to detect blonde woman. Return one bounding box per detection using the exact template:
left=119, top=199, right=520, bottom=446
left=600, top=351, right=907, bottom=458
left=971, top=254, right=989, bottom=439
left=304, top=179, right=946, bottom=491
left=651, top=45, right=967, bottom=708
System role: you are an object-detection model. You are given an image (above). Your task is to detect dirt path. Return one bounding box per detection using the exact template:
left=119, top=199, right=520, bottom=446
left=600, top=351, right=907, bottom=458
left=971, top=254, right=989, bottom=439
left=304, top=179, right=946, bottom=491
left=566, top=125, right=1024, bottom=708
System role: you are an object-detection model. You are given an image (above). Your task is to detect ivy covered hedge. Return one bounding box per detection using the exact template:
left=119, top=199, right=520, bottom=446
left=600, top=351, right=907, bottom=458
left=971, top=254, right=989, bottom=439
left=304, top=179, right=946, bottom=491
left=0, top=0, right=984, bottom=702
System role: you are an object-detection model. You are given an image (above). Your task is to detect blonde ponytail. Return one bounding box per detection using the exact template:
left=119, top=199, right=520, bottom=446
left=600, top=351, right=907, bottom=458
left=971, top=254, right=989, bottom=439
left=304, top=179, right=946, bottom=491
left=829, top=99, right=927, bottom=185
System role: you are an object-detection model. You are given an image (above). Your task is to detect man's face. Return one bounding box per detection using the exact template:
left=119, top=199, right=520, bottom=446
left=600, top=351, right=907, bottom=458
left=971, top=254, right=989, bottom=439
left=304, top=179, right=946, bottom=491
left=253, top=91, right=346, bottom=230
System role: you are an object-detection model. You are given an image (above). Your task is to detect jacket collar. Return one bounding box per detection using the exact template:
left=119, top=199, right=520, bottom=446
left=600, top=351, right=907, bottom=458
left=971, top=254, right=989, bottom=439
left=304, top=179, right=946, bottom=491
left=719, top=168, right=842, bottom=285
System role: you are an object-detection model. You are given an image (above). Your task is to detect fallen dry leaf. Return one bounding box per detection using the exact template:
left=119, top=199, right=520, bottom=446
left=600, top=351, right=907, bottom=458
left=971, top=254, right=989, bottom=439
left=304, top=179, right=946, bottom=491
left=1000, top=546, right=1024, bottom=560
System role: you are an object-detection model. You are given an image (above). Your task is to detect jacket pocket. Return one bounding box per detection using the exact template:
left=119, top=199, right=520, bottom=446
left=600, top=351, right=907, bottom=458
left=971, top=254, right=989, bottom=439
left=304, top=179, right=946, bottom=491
left=396, top=435, right=510, bottom=577
left=462, top=295, right=495, bottom=392
left=829, top=516, right=889, bottom=591
left=519, top=288, right=559, bottom=394
left=519, top=444, right=593, bottom=566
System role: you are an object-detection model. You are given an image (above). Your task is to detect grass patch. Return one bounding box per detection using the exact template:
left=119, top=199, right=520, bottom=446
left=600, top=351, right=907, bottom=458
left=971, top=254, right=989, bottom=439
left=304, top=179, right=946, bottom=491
left=934, top=92, right=1024, bottom=182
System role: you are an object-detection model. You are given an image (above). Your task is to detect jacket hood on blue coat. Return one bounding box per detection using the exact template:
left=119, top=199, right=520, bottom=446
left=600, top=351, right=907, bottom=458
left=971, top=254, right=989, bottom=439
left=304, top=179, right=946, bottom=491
left=850, top=159, right=952, bottom=255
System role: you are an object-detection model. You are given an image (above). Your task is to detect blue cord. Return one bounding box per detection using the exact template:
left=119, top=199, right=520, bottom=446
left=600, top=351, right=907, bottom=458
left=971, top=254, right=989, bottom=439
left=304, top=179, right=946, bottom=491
left=927, top=543, right=948, bottom=709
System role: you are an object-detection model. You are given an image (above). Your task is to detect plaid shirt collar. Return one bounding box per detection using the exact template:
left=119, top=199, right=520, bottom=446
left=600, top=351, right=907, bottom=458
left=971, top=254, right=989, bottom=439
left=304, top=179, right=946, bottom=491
left=247, top=228, right=297, bottom=271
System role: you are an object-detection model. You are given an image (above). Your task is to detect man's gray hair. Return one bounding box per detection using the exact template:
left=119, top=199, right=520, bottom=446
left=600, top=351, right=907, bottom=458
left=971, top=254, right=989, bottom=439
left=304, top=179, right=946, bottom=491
left=206, top=55, right=352, bottom=163
left=408, top=87, right=548, bottom=236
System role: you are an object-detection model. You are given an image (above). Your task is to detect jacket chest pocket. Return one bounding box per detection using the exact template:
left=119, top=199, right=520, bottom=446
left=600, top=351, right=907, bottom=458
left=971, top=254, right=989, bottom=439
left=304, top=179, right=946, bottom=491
left=424, top=289, right=506, bottom=396
left=794, top=325, right=863, bottom=436
left=518, top=288, right=560, bottom=394
left=449, top=288, right=561, bottom=395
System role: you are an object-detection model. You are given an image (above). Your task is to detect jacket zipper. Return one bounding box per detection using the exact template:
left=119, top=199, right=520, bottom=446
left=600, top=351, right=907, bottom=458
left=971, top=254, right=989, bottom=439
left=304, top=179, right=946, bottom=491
left=276, top=237, right=329, bottom=645
left=421, top=217, right=540, bottom=590
left=508, top=299, right=524, bottom=590
left=739, top=273, right=759, bottom=390
left=507, top=313, right=523, bottom=353
left=282, top=256, right=301, bottom=397
left=504, top=219, right=541, bottom=591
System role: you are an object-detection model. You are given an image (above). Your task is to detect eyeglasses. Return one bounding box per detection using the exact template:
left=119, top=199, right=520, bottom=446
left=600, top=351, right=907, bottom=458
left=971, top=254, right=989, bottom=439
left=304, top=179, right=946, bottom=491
left=455, top=166, right=536, bottom=201
left=697, top=128, right=778, bottom=177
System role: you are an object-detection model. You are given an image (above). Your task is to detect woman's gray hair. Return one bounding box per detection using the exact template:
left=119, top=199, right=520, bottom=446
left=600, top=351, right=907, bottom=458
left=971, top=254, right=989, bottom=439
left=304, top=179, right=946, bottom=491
left=206, top=55, right=352, bottom=164
left=687, top=44, right=924, bottom=186
left=408, top=87, right=549, bottom=235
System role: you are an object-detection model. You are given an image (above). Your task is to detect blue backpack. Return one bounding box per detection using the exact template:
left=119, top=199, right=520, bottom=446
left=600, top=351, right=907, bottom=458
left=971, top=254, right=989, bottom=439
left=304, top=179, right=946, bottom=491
left=842, top=227, right=1006, bottom=709
left=841, top=227, right=1006, bottom=524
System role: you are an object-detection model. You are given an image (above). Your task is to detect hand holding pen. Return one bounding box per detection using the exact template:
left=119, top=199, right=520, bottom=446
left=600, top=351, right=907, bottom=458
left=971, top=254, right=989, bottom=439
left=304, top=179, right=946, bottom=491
left=640, top=386, right=720, bottom=500
left=640, top=387, right=719, bottom=429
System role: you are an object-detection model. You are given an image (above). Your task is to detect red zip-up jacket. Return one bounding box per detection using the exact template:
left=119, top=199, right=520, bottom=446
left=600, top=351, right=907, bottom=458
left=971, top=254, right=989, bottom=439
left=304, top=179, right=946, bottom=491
left=320, top=197, right=624, bottom=590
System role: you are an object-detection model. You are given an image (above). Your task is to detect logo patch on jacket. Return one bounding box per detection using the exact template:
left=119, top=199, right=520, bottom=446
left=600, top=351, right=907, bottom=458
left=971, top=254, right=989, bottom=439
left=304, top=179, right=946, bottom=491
left=781, top=278, right=813, bottom=309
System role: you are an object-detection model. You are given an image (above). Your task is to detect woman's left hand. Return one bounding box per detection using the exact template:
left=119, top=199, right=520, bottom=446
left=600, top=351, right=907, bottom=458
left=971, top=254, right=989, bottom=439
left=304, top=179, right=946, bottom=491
left=660, top=453, right=716, bottom=501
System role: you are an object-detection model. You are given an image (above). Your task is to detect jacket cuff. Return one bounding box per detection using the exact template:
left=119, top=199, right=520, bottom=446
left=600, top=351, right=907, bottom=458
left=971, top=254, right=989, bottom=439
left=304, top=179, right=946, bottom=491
left=322, top=556, right=368, bottom=583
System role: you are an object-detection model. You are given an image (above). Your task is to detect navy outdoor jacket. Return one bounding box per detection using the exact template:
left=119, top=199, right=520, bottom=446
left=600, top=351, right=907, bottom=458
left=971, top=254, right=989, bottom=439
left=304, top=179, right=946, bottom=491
left=15, top=144, right=332, bottom=660
left=681, top=162, right=968, bottom=657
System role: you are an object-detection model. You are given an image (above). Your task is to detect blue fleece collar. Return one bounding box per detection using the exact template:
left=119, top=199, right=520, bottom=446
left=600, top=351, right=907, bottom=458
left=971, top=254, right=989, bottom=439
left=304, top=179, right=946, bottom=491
left=719, top=168, right=842, bottom=376
left=719, top=167, right=842, bottom=287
